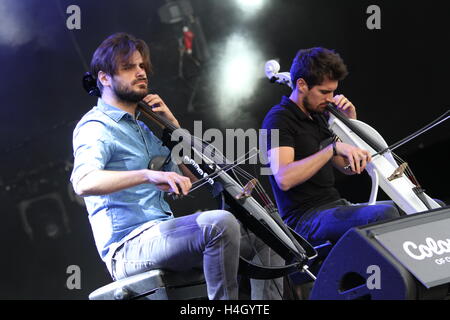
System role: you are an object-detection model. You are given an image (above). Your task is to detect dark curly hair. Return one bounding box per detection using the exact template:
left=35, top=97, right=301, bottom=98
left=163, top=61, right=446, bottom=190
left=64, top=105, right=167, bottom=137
left=90, top=33, right=152, bottom=93
left=290, top=47, right=348, bottom=89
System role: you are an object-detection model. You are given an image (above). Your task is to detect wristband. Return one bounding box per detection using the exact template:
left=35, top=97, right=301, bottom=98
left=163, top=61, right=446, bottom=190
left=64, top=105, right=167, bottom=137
left=332, top=141, right=338, bottom=156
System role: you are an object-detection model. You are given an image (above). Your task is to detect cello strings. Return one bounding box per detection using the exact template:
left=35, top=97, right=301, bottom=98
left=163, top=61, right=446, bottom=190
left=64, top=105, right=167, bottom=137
left=178, top=132, right=276, bottom=207
left=231, top=164, right=273, bottom=207
left=187, top=148, right=259, bottom=193
left=207, top=143, right=274, bottom=206
left=392, top=152, right=421, bottom=186
left=235, top=166, right=272, bottom=205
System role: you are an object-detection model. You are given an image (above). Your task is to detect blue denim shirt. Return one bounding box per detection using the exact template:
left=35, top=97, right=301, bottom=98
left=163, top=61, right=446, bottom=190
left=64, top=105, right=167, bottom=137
left=70, top=99, right=179, bottom=271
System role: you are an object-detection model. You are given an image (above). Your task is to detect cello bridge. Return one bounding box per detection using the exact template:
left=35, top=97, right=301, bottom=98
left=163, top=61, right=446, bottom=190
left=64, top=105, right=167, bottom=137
left=388, top=163, right=408, bottom=181
left=235, top=179, right=258, bottom=199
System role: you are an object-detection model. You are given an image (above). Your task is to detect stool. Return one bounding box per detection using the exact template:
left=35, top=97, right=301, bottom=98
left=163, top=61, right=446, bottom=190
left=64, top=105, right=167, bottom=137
left=89, top=268, right=208, bottom=300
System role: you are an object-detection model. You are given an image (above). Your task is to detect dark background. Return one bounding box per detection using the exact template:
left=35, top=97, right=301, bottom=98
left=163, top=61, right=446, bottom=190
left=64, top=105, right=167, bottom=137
left=0, top=0, right=448, bottom=299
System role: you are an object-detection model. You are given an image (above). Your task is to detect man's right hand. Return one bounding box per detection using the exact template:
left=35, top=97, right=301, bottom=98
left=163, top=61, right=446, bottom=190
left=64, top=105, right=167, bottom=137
left=334, top=142, right=372, bottom=174
left=145, top=170, right=192, bottom=195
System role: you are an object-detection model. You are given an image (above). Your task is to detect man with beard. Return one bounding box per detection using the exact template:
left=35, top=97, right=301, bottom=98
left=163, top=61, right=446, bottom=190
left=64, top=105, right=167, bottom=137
left=261, top=48, right=400, bottom=292
left=71, top=33, right=283, bottom=300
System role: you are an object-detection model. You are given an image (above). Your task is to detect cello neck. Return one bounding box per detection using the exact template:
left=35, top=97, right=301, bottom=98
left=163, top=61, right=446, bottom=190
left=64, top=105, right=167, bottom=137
left=325, top=103, right=386, bottom=153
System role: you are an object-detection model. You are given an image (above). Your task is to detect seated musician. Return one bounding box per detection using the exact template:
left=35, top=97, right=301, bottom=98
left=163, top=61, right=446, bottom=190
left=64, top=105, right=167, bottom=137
left=70, top=32, right=283, bottom=300
left=262, top=47, right=401, bottom=264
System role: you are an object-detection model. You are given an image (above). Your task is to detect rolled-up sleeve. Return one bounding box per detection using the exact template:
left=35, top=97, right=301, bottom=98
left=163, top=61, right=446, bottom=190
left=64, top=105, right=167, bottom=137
left=70, top=120, right=115, bottom=189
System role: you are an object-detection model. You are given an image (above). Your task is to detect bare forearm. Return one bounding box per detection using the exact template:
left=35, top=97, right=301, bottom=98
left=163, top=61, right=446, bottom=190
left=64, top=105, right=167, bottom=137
left=276, top=145, right=334, bottom=191
left=75, top=169, right=149, bottom=196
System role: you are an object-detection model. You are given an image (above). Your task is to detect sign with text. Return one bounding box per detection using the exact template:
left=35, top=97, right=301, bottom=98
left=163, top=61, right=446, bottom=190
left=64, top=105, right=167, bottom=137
left=375, top=214, right=450, bottom=288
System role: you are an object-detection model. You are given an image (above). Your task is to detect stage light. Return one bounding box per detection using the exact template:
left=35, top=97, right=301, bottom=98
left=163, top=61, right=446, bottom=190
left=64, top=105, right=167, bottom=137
left=213, top=33, right=263, bottom=122
left=234, top=0, right=266, bottom=16
left=0, top=0, right=30, bottom=47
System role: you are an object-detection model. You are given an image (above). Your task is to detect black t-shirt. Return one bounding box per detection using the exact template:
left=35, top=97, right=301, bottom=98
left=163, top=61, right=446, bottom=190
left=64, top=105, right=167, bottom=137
left=261, top=96, right=341, bottom=225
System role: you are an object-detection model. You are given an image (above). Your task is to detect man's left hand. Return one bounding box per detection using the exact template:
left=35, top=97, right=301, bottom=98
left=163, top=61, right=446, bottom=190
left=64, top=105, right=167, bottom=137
left=333, top=94, right=357, bottom=120
left=143, top=94, right=180, bottom=128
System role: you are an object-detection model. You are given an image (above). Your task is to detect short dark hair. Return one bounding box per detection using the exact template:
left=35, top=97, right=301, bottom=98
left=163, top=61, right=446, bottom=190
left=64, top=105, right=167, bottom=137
left=290, top=47, right=348, bottom=89
left=90, top=33, right=152, bottom=93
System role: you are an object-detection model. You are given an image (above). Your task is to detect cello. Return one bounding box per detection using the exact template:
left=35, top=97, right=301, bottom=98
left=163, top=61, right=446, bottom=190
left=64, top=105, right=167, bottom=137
left=264, top=59, right=445, bottom=214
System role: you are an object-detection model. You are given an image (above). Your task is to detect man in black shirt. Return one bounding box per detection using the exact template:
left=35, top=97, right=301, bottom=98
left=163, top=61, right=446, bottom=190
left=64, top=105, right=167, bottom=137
left=262, top=47, right=400, bottom=249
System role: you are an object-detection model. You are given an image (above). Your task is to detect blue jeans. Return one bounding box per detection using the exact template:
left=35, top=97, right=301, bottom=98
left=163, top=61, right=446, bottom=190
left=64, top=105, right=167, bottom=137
left=288, top=199, right=400, bottom=285
left=111, top=210, right=284, bottom=300
left=293, top=199, right=400, bottom=246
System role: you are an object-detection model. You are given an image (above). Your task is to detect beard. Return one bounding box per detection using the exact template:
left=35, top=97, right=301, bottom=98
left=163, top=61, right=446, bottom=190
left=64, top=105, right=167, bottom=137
left=112, top=79, right=148, bottom=103
left=304, top=95, right=325, bottom=114
left=303, top=95, right=314, bottom=113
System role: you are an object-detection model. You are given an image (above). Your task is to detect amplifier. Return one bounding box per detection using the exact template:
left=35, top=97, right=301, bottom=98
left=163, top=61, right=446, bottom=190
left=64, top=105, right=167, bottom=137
left=310, top=206, right=450, bottom=300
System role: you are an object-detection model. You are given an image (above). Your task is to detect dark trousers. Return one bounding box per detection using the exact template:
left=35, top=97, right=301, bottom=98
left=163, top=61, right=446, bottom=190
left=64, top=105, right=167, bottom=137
left=288, top=199, right=400, bottom=285
left=293, top=199, right=400, bottom=247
